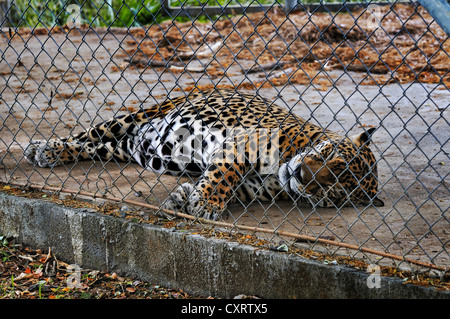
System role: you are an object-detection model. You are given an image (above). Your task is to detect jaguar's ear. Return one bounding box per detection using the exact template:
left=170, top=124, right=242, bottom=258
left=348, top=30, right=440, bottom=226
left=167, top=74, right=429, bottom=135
left=350, top=127, right=376, bottom=147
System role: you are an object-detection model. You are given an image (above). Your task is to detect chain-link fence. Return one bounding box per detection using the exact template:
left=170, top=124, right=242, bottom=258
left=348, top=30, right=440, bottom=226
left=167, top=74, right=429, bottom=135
left=0, top=0, right=448, bottom=272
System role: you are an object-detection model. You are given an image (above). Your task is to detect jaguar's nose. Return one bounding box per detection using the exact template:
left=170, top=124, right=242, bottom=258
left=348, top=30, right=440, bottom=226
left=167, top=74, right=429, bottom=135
left=293, top=164, right=303, bottom=184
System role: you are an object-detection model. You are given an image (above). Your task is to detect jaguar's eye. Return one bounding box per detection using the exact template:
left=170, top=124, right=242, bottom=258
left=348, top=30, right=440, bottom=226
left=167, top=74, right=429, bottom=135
left=327, top=151, right=337, bottom=161
left=311, top=152, right=326, bottom=162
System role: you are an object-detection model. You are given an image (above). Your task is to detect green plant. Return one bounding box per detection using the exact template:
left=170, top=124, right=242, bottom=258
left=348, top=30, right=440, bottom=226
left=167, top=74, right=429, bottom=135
left=8, top=0, right=365, bottom=29
left=0, top=236, right=12, bottom=262
left=37, top=280, right=46, bottom=299
left=9, top=0, right=163, bottom=28
left=111, top=0, right=162, bottom=27
left=0, top=236, right=8, bottom=247
left=9, top=0, right=65, bottom=28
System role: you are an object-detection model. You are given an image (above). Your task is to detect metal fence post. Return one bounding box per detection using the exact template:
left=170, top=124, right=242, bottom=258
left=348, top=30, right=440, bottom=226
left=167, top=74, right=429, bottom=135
left=418, top=0, right=450, bottom=36
left=285, top=0, right=298, bottom=12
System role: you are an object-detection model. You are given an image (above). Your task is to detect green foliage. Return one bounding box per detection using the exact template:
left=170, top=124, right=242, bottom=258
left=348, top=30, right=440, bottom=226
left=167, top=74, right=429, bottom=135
left=9, top=0, right=163, bottom=28
left=9, top=0, right=66, bottom=28
left=0, top=236, right=12, bottom=263
left=110, top=0, right=162, bottom=27
left=8, top=0, right=364, bottom=29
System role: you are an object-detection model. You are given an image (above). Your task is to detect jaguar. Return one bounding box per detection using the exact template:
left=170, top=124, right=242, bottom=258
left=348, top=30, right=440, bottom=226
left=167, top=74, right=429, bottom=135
left=24, top=89, right=384, bottom=220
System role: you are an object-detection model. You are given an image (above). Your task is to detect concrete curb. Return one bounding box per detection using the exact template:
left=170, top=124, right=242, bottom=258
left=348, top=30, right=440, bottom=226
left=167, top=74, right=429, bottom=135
left=0, top=192, right=448, bottom=298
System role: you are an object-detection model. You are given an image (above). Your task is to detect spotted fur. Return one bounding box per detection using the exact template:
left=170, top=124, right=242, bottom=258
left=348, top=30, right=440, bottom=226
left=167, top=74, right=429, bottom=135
left=24, top=89, right=383, bottom=219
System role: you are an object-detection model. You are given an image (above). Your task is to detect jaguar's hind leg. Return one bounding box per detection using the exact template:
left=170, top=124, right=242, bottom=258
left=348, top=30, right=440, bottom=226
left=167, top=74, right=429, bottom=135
left=23, top=99, right=180, bottom=167
left=24, top=135, right=133, bottom=168
left=24, top=138, right=84, bottom=168
left=24, top=111, right=141, bottom=167
left=24, top=96, right=183, bottom=168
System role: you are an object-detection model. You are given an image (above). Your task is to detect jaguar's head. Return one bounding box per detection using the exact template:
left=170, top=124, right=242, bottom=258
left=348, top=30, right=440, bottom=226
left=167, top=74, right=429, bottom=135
left=279, top=128, right=384, bottom=207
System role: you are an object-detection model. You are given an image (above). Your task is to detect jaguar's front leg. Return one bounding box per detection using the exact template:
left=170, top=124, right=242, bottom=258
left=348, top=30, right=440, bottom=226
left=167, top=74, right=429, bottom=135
left=163, top=161, right=245, bottom=220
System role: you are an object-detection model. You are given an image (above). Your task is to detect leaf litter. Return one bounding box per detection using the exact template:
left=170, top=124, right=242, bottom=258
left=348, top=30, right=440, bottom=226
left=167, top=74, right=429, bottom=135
left=0, top=236, right=202, bottom=299
left=122, top=3, right=449, bottom=90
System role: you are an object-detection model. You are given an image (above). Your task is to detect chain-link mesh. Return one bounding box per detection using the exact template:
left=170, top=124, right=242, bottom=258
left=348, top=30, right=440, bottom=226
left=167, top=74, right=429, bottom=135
left=0, top=0, right=448, bottom=271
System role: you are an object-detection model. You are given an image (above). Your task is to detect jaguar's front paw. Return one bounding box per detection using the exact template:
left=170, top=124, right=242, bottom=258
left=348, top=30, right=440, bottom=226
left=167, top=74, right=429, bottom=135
left=161, top=183, right=222, bottom=220
left=185, top=190, right=222, bottom=221
left=162, top=183, right=194, bottom=214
